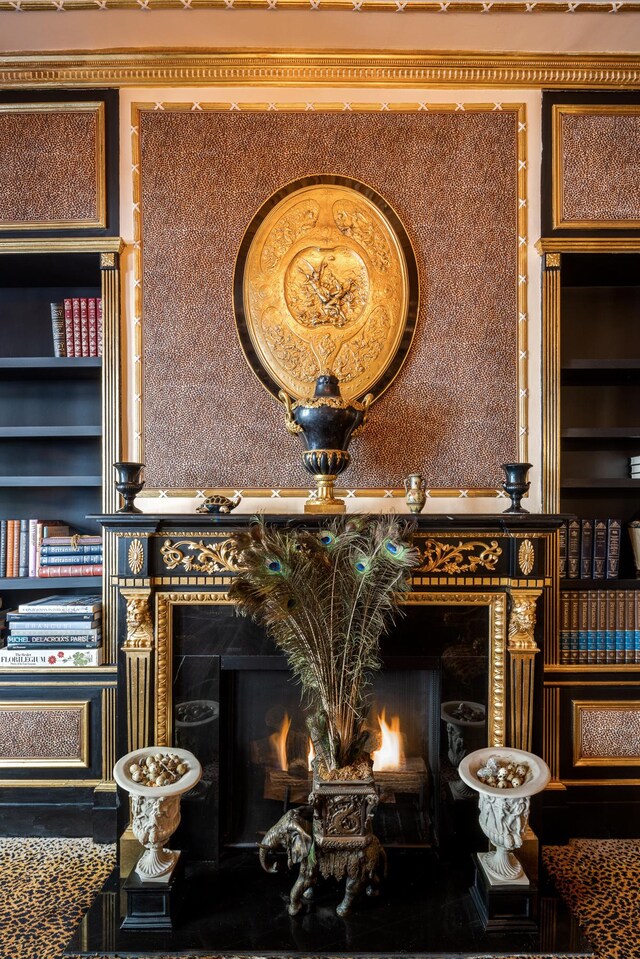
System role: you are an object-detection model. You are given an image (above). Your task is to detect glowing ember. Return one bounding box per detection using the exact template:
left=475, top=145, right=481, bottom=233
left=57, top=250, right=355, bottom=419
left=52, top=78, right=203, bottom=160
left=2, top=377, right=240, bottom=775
left=308, top=739, right=315, bottom=771
left=372, top=710, right=405, bottom=771
left=270, top=713, right=291, bottom=772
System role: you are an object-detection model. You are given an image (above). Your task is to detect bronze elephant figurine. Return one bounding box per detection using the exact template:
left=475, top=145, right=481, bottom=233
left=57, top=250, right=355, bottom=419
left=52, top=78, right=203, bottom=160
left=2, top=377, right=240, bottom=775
left=258, top=806, right=317, bottom=916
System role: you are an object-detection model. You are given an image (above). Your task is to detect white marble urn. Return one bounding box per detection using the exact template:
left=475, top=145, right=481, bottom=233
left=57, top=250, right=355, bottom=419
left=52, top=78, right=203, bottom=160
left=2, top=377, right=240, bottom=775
left=458, top=746, right=550, bottom=886
left=114, top=746, right=202, bottom=883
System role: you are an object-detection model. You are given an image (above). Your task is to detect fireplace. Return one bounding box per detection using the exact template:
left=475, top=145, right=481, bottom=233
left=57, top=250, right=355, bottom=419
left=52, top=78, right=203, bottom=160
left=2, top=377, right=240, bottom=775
left=70, top=512, right=591, bottom=957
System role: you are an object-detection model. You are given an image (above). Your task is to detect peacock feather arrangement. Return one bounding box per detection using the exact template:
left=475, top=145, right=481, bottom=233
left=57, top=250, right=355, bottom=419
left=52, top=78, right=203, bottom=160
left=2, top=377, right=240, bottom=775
left=229, top=515, right=418, bottom=776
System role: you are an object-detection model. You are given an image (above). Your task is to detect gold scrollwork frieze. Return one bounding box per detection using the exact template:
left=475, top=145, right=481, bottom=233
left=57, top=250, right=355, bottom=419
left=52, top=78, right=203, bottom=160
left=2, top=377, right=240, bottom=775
left=160, top=537, right=244, bottom=574
left=415, top=539, right=502, bottom=575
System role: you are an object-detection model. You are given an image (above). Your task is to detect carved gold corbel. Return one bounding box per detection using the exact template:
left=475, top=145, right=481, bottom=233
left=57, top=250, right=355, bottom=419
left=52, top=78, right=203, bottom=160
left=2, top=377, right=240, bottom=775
left=121, top=588, right=154, bottom=753
left=507, top=589, right=542, bottom=753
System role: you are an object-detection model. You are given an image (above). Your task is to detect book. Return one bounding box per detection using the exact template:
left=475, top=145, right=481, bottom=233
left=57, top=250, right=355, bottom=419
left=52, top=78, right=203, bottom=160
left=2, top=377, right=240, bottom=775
left=567, top=519, right=581, bottom=579
left=37, top=564, right=103, bottom=577
left=605, top=590, right=616, bottom=665
left=560, top=590, right=570, bottom=664
left=42, top=534, right=102, bottom=545
left=40, top=545, right=103, bottom=556
left=6, top=610, right=101, bottom=624
left=606, top=519, right=622, bottom=580
left=50, top=302, right=66, bottom=357
left=17, top=594, right=102, bottom=614
left=8, top=625, right=101, bottom=637
left=626, top=590, right=635, bottom=665
left=8, top=630, right=101, bottom=647
left=615, top=590, right=626, bottom=665
left=12, top=520, right=19, bottom=579
left=97, top=297, right=102, bottom=356
left=79, top=297, right=89, bottom=357
left=0, top=519, right=6, bottom=578
left=0, top=646, right=104, bottom=667
left=88, top=297, right=98, bottom=357
left=578, top=590, right=589, bottom=664
left=5, top=520, right=14, bottom=578
left=18, top=518, right=29, bottom=577
left=580, top=519, right=593, bottom=579
left=71, top=298, right=82, bottom=359
left=39, top=554, right=103, bottom=566
left=558, top=521, right=568, bottom=579
left=63, top=298, right=75, bottom=358
left=592, top=519, right=607, bottom=580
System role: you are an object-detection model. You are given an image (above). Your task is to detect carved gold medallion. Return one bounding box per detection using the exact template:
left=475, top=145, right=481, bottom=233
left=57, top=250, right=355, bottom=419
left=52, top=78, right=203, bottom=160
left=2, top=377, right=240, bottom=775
left=234, top=175, right=419, bottom=402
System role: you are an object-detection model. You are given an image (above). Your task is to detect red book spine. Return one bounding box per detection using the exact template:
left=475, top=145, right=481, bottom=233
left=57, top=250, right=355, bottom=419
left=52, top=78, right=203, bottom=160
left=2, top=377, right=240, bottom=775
left=97, top=298, right=103, bottom=356
left=72, top=299, right=82, bottom=358
left=87, top=298, right=98, bottom=357
left=37, top=564, right=103, bottom=577
left=12, top=520, right=20, bottom=579
left=5, top=521, right=15, bottom=577
left=64, top=299, right=75, bottom=358
left=79, top=297, right=89, bottom=357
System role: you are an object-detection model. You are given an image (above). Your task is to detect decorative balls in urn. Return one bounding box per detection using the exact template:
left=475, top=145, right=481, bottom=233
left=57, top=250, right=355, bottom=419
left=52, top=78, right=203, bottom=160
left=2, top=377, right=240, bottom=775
left=114, top=746, right=202, bottom=883
left=458, top=746, right=550, bottom=885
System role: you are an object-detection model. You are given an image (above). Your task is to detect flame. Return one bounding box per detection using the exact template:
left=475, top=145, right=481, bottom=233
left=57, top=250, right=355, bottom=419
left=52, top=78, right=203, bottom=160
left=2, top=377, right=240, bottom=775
left=270, top=713, right=291, bottom=771
left=372, top=709, right=405, bottom=771
left=307, top=739, right=315, bottom=771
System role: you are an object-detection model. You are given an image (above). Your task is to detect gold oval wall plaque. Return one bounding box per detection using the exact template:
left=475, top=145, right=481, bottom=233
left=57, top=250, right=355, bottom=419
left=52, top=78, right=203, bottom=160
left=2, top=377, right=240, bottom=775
left=233, top=175, right=419, bottom=403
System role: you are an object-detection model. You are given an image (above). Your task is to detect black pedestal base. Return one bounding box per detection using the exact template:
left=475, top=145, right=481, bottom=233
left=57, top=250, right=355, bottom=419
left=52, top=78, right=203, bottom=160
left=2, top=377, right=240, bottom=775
left=469, top=853, right=538, bottom=933
left=122, top=859, right=183, bottom=930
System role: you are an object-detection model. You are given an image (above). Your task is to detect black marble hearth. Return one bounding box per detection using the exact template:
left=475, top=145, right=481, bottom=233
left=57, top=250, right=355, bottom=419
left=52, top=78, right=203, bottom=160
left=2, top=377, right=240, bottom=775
left=66, top=849, right=592, bottom=958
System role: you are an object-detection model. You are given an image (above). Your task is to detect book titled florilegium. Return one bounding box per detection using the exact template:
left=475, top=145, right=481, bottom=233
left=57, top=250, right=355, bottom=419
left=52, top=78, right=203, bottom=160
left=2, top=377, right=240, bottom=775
left=0, top=646, right=103, bottom=667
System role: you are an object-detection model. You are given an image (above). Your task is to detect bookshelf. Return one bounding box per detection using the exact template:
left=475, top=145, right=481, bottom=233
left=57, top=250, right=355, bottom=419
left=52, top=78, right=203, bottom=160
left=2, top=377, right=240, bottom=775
left=0, top=244, right=118, bottom=614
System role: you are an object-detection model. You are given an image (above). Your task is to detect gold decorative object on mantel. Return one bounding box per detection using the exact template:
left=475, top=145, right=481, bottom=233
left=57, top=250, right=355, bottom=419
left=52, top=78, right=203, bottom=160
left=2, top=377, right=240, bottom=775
left=234, top=175, right=419, bottom=405
left=415, top=539, right=502, bottom=575
left=160, top=538, right=244, bottom=574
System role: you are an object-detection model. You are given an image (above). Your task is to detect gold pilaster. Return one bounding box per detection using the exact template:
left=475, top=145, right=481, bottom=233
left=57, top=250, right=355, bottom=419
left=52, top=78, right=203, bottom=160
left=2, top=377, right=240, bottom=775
left=100, top=685, right=117, bottom=783
left=121, top=588, right=153, bottom=753
left=541, top=252, right=561, bottom=514
left=507, top=589, right=542, bottom=752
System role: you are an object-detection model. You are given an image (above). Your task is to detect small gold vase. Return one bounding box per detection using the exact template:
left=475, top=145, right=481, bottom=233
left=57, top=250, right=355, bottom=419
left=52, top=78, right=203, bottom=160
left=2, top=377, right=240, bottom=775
left=404, top=472, right=427, bottom=514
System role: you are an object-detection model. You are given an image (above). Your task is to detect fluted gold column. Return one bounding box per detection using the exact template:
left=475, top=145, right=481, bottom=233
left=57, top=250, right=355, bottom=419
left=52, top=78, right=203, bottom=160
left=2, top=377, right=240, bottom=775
left=542, top=252, right=562, bottom=514
left=507, top=589, right=542, bottom=752
left=121, top=589, right=154, bottom=753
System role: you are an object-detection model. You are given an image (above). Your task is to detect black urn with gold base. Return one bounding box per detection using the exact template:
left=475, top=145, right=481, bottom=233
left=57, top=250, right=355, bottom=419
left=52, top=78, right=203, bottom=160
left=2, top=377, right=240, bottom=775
left=279, top=374, right=372, bottom=514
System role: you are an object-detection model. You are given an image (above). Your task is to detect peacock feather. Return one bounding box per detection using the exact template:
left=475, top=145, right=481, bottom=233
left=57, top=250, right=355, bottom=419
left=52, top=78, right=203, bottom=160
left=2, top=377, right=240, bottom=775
left=229, top=516, right=418, bottom=771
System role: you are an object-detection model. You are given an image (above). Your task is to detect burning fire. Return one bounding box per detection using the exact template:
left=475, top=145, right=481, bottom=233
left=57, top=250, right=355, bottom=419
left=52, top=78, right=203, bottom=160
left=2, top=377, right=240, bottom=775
left=270, top=713, right=291, bottom=772
left=308, top=739, right=315, bottom=771
left=372, top=709, right=405, bottom=771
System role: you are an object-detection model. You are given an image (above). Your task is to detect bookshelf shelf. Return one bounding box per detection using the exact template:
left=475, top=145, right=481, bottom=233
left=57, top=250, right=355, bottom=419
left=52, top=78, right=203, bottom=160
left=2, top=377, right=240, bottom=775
left=0, top=427, right=101, bottom=438
left=0, top=576, right=102, bottom=590
left=561, top=478, right=640, bottom=489
left=0, top=476, right=102, bottom=487
left=562, top=428, right=640, bottom=439
left=0, top=358, right=101, bottom=379
left=561, top=579, right=640, bottom=590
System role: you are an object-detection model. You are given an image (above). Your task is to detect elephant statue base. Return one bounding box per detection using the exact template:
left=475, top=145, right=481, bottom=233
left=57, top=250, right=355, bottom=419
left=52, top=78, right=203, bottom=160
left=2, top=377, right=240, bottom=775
left=258, top=771, right=387, bottom=918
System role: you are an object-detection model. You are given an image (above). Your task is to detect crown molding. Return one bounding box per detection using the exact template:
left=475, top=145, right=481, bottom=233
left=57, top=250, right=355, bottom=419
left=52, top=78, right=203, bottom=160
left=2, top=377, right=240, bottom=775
left=1, top=50, right=640, bottom=88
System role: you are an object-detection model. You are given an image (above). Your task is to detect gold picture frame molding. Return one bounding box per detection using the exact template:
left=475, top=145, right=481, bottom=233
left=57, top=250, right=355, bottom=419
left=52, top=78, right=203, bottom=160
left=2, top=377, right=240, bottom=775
left=131, top=99, right=528, bottom=497
left=0, top=101, right=106, bottom=231
left=0, top=51, right=640, bottom=89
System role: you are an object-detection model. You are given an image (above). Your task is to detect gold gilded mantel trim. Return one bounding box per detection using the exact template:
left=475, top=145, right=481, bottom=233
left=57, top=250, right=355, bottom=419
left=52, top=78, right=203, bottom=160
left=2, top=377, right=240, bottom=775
left=155, top=593, right=235, bottom=746
left=160, top=538, right=245, bottom=574
left=415, top=539, right=502, bottom=575
left=401, top=591, right=507, bottom=747
left=2, top=1, right=640, bottom=9
left=3, top=52, right=640, bottom=90
left=131, top=100, right=528, bottom=486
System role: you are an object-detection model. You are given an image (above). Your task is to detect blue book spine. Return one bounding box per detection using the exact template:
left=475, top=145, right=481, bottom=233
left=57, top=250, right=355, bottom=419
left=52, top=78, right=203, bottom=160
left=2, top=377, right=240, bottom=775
left=39, top=554, right=102, bottom=566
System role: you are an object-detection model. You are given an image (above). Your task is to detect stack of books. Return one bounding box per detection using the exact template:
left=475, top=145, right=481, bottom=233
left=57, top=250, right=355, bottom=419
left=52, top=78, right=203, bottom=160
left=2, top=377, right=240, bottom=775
left=0, top=594, right=103, bottom=667
left=630, top=456, right=640, bottom=479
left=50, top=298, right=103, bottom=358
left=559, top=518, right=621, bottom=580
left=560, top=589, right=640, bottom=665
left=0, top=520, right=70, bottom=578
left=37, top=534, right=103, bottom=578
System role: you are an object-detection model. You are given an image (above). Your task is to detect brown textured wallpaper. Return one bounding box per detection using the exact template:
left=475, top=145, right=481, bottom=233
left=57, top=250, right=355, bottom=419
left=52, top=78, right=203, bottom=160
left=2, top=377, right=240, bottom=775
left=138, top=107, right=521, bottom=491
left=559, top=109, right=640, bottom=224
left=0, top=104, right=104, bottom=228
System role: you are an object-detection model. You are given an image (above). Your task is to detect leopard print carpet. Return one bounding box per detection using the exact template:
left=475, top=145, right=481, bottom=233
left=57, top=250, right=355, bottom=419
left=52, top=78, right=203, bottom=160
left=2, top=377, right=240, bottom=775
left=0, top=837, right=635, bottom=959
left=543, top=839, right=640, bottom=959
left=0, top=837, right=115, bottom=959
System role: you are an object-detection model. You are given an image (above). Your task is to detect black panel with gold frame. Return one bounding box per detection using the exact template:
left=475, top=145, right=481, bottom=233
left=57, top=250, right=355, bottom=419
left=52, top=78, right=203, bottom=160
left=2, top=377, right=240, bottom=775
left=233, top=174, right=419, bottom=404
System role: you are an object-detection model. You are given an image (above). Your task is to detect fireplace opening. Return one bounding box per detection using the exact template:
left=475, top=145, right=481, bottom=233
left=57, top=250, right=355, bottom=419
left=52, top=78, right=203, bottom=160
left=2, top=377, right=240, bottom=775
left=169, top=602, right=489, bottom=865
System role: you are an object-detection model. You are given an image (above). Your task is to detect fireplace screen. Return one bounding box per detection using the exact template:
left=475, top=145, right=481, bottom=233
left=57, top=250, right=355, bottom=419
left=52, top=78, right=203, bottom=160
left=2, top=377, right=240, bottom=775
left=168, top=602, right=489, bottom=864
